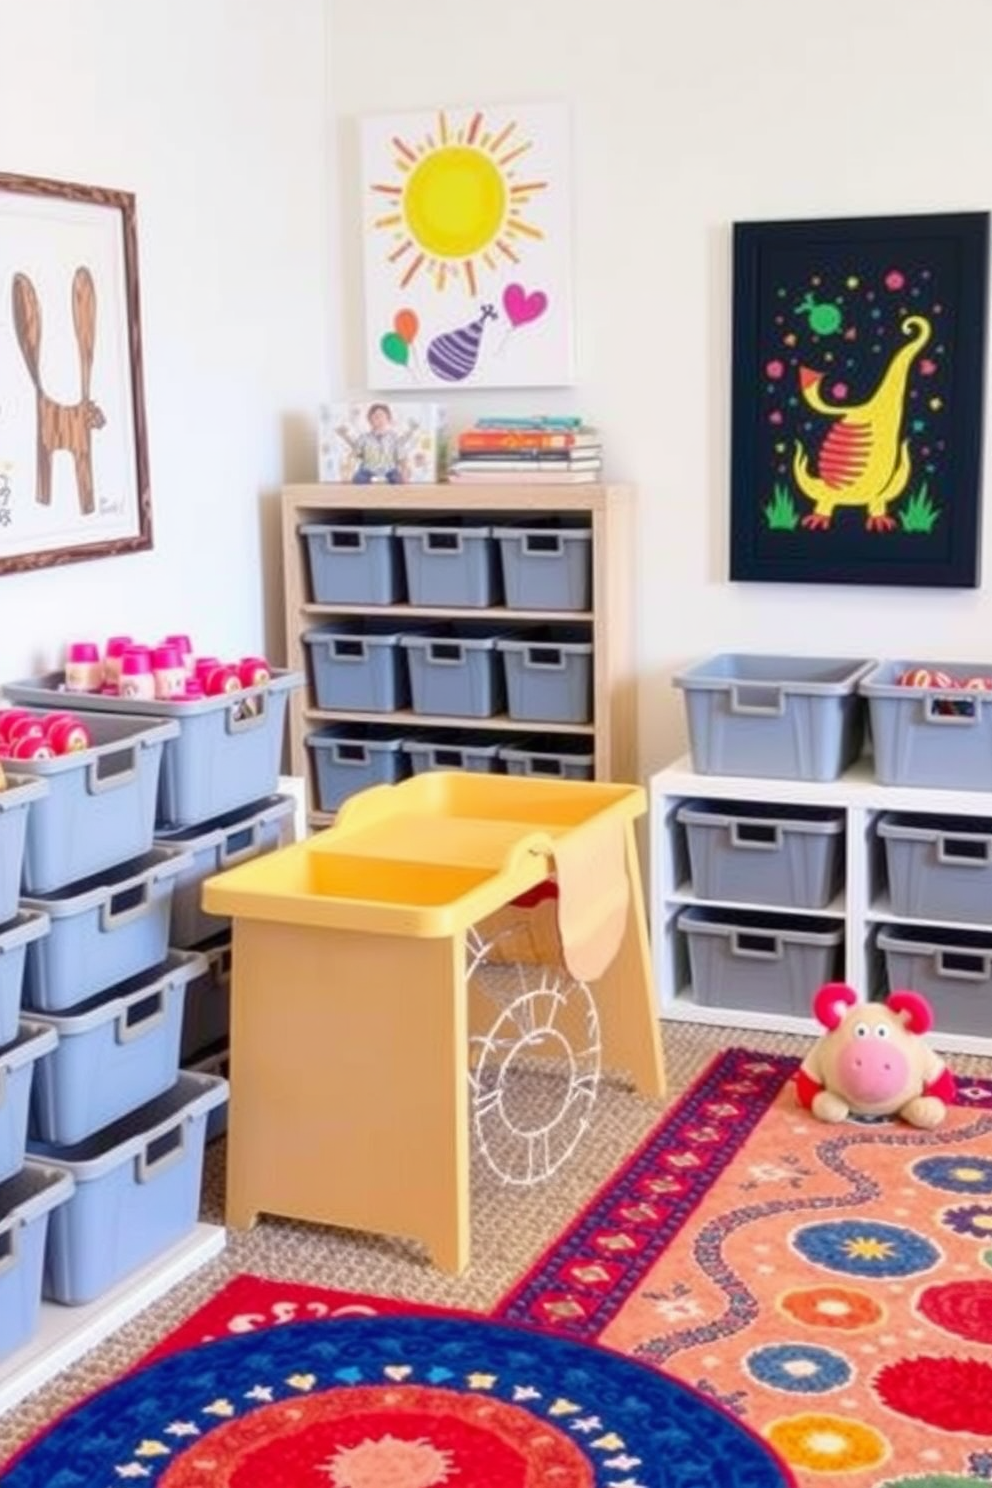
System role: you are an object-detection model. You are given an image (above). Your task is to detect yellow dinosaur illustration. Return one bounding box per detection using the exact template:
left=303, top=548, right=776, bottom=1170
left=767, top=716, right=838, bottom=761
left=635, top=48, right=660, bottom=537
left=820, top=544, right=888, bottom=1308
left=793, top=314, right=931, bottom=531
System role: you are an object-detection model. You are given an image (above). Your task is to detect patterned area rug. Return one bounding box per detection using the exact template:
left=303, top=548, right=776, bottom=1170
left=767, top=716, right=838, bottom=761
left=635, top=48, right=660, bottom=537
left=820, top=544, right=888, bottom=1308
left=1, top=1313, right=793, bottom=1486
left=497, top=1048, right=992, bottom=1488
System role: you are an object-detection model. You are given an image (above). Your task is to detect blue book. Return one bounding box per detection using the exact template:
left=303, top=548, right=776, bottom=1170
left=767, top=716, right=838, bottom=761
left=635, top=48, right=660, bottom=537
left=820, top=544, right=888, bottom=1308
left=475, top=416, right=585, bottom=430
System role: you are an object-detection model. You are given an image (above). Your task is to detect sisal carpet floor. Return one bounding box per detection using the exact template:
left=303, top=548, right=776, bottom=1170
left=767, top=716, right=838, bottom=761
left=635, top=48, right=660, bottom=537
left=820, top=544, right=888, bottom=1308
left=3, top=1020, right=991, bottom=1459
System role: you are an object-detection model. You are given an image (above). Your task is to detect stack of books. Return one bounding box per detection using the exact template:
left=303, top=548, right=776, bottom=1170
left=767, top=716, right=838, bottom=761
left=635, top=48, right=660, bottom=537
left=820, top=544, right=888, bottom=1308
left=448, top=417, right=602, bottom=483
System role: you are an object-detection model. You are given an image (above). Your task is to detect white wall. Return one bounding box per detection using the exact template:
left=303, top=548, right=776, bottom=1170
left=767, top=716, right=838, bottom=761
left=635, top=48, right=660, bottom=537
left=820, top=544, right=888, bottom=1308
left=0, top=0, right=328, bottom=680
left=326, top=0, right=992, bottom=779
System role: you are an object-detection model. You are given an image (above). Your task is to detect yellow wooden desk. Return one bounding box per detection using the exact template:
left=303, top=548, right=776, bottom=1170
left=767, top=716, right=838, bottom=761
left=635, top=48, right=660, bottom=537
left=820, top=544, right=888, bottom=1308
left=202, top=772, right=665, bottom=1273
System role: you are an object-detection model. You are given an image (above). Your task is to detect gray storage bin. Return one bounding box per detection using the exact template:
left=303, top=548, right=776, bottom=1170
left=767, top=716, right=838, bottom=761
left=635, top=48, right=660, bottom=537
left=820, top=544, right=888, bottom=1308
left=3, top=672, right=301, bottom=831
left=877, top=922, right=992, bottom=1036
left=180, top=934, right=231, bottom=1063
left=879, top=812, right=992, bottom=925
left=862, top=660, right=992, bottom=790
left=0, top=774, right=47, bottom=920
left=300, top=520, right=403, bottom=604
left=498, top=627, right=593, bottom=724
left=498, top=524, right=592, bottom=611
left=674, top=654, right=874, bottom=781
left=7, top=714, right=177, bottom=893
left=0, top=1023, right=57, bottom=1185
left=155, top=794, right=295, bottom=948
left=0, top=912, right=50, bottom=1049
left=678, top=905, right=844, bottom=1016
left=307, top=725, right=408, bottom=812
left=21, top=846, right=192, bottom=1014
left=304, top=622, right=409, bottom=712
left=186, top=1045, right=230, bottom=1141
left=28, top=1070, right=228, bottom=1305
left=403, top=732, right=502, bottom=774
left=402, top=629, right=507, bottom=718
left=678, top=800, right=845, bottom=909
left=499, top=737, right=595, bottom=780
left=397, top=523, right=499, bottom=608
left=0, top=1163, right=74, bottom=1363
left=28, top=950, right=204, bottom=1146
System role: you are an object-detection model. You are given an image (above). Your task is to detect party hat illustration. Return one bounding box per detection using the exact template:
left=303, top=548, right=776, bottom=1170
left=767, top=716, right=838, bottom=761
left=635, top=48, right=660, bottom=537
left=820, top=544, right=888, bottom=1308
left=427, top=305, right=497, bottom=383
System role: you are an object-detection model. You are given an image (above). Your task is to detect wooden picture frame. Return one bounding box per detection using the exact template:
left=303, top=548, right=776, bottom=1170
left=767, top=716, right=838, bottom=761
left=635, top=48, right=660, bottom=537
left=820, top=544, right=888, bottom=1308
left=0, top=171, right=151, bottom=575
left=730, top=211, right=989, bottom=587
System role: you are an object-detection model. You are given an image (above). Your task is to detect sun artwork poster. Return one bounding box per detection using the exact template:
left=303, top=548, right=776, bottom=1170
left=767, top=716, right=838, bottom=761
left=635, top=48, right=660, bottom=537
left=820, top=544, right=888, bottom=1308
left=360, top=102, right=574, bottom=391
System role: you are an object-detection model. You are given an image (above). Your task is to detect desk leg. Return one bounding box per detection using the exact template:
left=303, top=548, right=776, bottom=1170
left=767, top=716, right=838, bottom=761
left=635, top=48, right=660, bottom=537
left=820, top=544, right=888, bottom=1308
left=595, top=822, right=666, bottom=1100
left=225, top=920, right=470, bottom=1274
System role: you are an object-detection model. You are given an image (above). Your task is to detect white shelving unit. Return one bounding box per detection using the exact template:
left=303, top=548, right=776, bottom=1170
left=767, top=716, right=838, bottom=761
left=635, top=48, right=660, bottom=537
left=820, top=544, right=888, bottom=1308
left=649, top=753, right=992, bottom=1057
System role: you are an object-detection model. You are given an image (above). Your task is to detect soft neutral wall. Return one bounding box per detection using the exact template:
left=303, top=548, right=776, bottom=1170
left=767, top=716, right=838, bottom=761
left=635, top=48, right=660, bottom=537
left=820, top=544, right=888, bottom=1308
left=326, top=0, right=992, bottom=779
left=0, top=0, right=328, bottom=679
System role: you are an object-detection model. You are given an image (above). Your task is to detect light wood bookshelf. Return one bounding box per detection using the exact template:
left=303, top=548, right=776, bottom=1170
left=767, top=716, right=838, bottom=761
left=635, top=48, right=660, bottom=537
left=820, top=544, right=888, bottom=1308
left=280, top=482, right=637, bottom=829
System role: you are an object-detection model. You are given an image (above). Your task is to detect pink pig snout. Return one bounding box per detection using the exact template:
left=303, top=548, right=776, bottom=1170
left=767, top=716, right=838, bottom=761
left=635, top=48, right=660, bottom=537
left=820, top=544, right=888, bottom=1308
left=836, top=1039, right=909, bottom=1104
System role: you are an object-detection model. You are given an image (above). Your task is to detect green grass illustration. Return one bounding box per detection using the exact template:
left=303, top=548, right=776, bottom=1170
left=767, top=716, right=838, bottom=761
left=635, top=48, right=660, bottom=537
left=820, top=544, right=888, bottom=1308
left=898, top=481, right=941, bottom=534
left=763, top=482, right=800, bottom=531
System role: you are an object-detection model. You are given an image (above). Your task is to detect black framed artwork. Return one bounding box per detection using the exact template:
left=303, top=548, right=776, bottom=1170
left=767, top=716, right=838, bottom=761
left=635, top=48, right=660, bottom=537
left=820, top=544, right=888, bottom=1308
left=730, top=211, right=989, bottom=587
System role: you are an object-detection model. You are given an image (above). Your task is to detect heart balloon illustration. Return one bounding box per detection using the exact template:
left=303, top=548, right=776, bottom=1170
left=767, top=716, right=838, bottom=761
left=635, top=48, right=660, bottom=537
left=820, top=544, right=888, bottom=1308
left=503, top=283, right=548, bottom=328
left=393, top=308, right=419, bottom=344
left=380, top=330, right=410, bottom=367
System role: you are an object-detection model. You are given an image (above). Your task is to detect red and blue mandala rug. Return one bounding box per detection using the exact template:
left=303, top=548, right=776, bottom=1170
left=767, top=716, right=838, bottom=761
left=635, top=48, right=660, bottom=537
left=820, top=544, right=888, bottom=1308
left=8, top=1047, right=992, bottom=1488
left=2, top=1313, right=793, bottom=1486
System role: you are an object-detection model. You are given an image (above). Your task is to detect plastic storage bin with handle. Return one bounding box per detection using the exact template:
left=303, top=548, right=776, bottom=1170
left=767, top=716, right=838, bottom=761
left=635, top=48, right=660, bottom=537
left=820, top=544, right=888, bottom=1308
left=397, top=523, right=500, bottom=608
left=678, top=905, right=844, bottom=1016
left=21, top=846, right=192, bottom=1014
left=497, top=627, right=593, bottom=724
left=0, top=774, right=47, bottom=920
left=674, top=654, right=874, bottom=781
left=8, top=714, right=177, bottom=894
left=154, top=794, right=296, bottom=948
left=0, top=912, right=50, bottom=1048
left=299, top=520, right=403, bottom=605
left=3, top=672, right=301, bottom=830
left=879, top=812, right=992, bottom=925
left=876, top=922, right=992, bottom=1036
left=0, top=1023, right=57, bottom=1184
left=180, top=934, right=231, bottom=1063
left=29, top=1070, right=228, bottom=1305
left=307, top=726, right=408, bottom=813
left=861, top=660, right=992, bottom=790
left=402, top=628, right=508, bottom=719
left=304, top=622, right=410, bottom=712
left=403, top=731, right=502, bottom=774
left=498, top=737, right=594, bottom=780
left=0, top=1163, right=74, bottom=1363
left=28, top=950, right=205, bottom=1146
left=678, top=801, right=845, bottom=910
left=497, top=524, right=592, bottom=611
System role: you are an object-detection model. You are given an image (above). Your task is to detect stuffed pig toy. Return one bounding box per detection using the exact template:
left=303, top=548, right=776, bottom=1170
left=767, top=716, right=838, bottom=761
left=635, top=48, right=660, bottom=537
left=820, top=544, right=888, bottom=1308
left=795, top=982, right=955, bottom=1128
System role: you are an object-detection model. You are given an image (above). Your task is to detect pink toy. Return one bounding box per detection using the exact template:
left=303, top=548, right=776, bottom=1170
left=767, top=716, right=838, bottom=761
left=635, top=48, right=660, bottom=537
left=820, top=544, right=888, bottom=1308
left=64, top=642, right=103, bottom=693
left=238, top=655, right=271, bottom=688
left=42, top=712, right=92, bottom=753
left=0, top=710, right=32, bottom=744
left=103, top=636, right=133, bottom=689
left=151, top=645, right=186, bottom=700
left=795, top=982, right=955, bottom=1128
left=162, top=634, right=195, bottom=675
left=202, top=664, right=241, bottom=696
left=119, top=646, right=155, bottom=701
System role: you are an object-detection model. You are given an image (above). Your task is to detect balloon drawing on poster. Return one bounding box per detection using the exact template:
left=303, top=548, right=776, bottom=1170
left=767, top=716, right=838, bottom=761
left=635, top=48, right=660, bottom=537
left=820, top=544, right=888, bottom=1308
left=360, top=102, right=574, bottom=390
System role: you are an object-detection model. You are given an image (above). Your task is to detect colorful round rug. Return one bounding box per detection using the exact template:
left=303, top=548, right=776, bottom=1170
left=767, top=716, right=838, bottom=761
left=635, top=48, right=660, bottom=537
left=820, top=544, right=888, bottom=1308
left=4, top=1315, right=794, bottom=1486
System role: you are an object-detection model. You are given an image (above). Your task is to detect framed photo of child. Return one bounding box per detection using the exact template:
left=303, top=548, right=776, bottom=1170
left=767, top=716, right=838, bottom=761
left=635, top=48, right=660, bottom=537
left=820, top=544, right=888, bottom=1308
left=318, top=400, right=447, bottom=484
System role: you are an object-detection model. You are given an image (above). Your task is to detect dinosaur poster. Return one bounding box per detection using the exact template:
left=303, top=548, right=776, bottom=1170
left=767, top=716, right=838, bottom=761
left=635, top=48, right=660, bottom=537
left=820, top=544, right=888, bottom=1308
left=730, top=213, right=989, bottom=588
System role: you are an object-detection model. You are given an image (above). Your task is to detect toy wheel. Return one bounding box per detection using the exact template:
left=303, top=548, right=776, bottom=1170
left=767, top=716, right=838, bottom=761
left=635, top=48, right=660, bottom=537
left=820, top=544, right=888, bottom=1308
left=466, top=925, right=601, bottom=1187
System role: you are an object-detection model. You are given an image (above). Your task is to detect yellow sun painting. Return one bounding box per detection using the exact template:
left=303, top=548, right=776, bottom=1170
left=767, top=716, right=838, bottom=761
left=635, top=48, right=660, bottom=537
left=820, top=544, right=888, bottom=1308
left=371, top=109, right=547, bottom=297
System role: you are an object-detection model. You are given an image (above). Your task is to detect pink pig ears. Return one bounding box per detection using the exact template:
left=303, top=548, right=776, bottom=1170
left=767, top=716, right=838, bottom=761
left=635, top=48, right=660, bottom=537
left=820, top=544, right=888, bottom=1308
left=812, top=982, right=859, bottom=1029
left=886, top=990, right=934, bottom=1035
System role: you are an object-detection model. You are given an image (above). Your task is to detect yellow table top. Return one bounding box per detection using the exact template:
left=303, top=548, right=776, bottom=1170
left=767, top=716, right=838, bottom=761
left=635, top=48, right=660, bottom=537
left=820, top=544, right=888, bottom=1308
left=202, top=771, right=645, bottom=937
